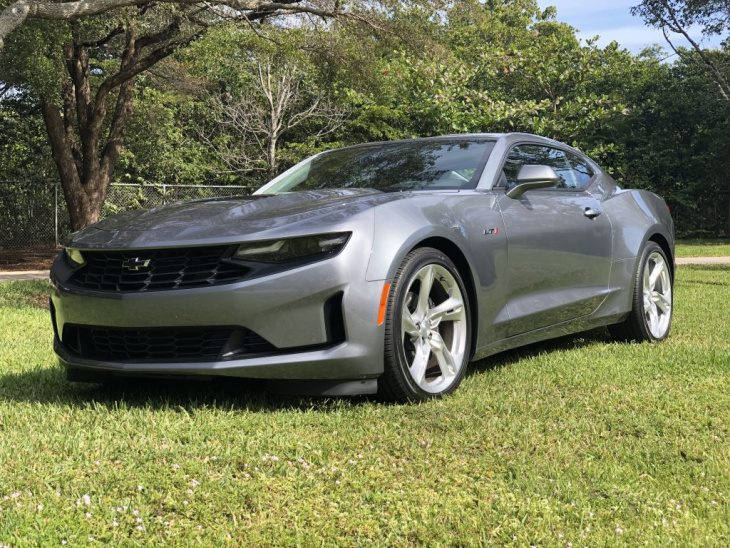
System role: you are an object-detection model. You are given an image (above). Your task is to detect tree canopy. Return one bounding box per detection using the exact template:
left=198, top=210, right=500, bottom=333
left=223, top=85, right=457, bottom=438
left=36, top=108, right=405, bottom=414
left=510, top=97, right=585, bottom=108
left=0, top=0, right=728, bottom=236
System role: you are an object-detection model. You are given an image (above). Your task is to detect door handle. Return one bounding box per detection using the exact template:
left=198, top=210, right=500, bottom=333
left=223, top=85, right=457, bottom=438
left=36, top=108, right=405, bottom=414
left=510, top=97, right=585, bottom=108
left=584, top=207, right=601, bottom=220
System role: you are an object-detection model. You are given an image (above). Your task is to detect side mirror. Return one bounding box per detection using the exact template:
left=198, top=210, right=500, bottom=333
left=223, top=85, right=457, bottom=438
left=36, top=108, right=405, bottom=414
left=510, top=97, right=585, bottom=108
left=506, top=165, right=560, bottom=199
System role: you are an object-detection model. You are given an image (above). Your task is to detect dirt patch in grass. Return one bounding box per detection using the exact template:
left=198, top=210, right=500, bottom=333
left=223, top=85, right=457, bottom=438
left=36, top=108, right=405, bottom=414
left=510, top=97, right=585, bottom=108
left=25, top=291, right=50, bottom=309
left=0, top=280, right=51, bottom=309
left=0, top=246, right=59, bottom=271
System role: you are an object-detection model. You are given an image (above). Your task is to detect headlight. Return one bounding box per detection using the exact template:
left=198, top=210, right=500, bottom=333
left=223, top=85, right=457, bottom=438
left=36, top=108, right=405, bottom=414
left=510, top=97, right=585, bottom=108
left=65, top=248, right=85, bottom=267
left=232, top=232, right=351, bottom=263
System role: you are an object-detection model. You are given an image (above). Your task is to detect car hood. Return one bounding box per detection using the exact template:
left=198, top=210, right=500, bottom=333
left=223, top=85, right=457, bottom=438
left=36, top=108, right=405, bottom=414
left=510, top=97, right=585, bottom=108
left=68, top=189, right=404, bottom=249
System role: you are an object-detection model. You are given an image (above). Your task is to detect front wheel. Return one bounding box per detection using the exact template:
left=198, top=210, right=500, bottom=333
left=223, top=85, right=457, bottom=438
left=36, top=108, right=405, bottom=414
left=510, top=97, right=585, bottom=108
left=379, top=248, right=472, bottom=402
left=609, top=242, right=673, bottom=342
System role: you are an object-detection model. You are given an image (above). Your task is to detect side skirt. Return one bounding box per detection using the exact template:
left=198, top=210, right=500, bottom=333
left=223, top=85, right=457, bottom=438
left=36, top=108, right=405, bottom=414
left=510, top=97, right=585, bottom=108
left=471, top=311, right=628, bottom=362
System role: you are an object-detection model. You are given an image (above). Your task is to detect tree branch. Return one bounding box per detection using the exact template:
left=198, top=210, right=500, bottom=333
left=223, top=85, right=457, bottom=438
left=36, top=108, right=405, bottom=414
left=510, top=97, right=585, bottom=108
left=0, top=0, right=365, bottom=50
left=637, top=0, right=730, bottom=102
left=134, top=15, right=184, bottom=50
left=78, top=23, right=124, bottom=48
left=659, top=0, right=730, bottom=101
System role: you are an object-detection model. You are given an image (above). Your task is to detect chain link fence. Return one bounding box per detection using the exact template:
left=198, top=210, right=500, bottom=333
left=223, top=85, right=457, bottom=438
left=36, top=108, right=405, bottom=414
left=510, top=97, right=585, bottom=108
left=0, top=181, right=251, bottom=249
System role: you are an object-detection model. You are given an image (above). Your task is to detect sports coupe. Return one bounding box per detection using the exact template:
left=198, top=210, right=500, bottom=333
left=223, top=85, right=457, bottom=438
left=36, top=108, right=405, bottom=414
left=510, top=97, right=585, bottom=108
left=50, top=133, right=675, bottom=402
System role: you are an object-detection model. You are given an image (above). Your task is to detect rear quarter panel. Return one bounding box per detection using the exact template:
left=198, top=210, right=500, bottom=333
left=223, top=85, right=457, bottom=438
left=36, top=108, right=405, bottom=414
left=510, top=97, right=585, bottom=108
left=604, top=189, right=675, bottom=261
left=595, top=188, right=675, bottom=318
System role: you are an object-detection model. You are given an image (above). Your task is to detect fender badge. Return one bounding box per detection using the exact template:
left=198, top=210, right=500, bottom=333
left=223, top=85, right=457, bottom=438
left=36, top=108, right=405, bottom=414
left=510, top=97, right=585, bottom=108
left=483, top=228, right=499, bottom=236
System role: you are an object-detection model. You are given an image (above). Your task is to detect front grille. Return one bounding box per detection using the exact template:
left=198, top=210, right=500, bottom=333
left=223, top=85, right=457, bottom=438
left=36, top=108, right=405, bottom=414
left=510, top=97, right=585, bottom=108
left=61, top=325, right=277, bottom=362
left=67, top=246, right=249, bottom=292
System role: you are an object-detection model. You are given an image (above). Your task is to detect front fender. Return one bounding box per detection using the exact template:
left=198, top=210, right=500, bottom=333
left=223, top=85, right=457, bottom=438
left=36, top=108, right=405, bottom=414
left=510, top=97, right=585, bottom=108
left=365, top=194, right=500, bottom=282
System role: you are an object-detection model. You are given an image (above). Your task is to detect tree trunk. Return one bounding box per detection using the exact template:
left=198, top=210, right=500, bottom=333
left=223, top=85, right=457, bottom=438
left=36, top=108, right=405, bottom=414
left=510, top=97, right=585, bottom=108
left=63, top=183, right=109, bottom=230
left=267, top=136, right=278, bottom=180
left=37, top=20, right=181, bottom=231
left=41, top=99, right=114, bottom=230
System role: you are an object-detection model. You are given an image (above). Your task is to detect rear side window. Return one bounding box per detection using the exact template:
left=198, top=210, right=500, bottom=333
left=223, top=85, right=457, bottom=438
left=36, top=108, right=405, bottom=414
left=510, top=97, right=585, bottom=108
left=502, top=145, right=595, bottom=189
left=567, top=153, right=595, bottom=187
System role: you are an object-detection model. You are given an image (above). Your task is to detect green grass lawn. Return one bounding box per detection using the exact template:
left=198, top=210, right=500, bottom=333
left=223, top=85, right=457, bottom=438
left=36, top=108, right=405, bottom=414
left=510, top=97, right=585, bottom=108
left=676, top=238, right=730, bottom=258
left=1, top=268, right=729, bottom=547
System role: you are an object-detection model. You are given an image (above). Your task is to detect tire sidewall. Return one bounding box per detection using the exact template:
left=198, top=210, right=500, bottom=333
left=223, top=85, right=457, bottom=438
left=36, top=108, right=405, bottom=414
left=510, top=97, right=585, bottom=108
left=385, top=248, right=472, bottom=400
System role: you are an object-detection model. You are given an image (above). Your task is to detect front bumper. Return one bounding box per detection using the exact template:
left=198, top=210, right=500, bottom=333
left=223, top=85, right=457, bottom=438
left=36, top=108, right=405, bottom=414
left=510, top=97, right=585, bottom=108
left=51, top=241, right=387, bottom=382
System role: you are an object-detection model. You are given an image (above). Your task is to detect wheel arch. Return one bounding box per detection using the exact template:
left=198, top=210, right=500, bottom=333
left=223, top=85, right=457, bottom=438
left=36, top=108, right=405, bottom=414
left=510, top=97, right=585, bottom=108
left=647, top=232, right=675, bottom=281
left=411, top=236, right=479, bottom=360
left=623, top=229, right=676, bottom=313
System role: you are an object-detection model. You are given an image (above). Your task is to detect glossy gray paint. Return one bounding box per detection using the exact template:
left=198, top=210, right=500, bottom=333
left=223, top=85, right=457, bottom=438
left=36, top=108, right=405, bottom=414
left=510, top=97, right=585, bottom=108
left=51, top=133, right=675, bottom=388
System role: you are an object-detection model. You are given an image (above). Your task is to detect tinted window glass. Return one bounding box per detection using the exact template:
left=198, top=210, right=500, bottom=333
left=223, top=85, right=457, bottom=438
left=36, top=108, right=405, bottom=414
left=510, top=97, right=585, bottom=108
left=502, top=145, right=577, bottom=189
left=259, top=139, right=494, bottom=194
left=567, top=153, right=594, bottom=187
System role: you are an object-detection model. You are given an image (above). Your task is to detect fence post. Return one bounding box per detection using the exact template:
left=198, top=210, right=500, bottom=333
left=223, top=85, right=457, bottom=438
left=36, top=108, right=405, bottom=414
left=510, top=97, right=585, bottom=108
left=162, top=183, right=167, bottom=206
left=54, top=180, right=59, bottom=248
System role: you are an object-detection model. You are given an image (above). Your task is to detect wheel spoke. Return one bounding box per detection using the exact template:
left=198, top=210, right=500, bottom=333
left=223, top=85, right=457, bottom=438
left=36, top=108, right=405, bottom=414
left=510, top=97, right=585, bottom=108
left=402, top=310, right=419, bottom=339
left=648, top=305, right=660, bottom=335
left=643, top=291, right=653, bottom=311
left=656, top=292, right=671, bottom=314
left=415, top=265, right=434, bottom=317
left=409, top=340, right=430, bottom=386
left=427, top=297, right=464, bottom=325
left=649, top=258, right=665, bottom=288
left=430, top=333, right=457, bottom=377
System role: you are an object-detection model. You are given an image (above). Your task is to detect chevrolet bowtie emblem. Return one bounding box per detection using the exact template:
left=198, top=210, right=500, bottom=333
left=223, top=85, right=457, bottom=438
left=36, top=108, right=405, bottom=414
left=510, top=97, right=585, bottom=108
left=122, top=257, right=151, bottom=271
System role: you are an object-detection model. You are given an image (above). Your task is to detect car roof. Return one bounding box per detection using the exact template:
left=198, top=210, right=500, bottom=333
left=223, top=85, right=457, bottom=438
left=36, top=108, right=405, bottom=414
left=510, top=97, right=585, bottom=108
left=330, top=132, right=571, bottom=152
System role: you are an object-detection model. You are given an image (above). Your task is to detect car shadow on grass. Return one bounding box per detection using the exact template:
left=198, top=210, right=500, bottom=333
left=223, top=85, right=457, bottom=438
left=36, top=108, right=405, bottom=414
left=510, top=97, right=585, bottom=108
left=467, top=327, right=613, bottom=377
left=0, top=365, right=373, bottom=412
left=0, top=328, right=614, bottom=411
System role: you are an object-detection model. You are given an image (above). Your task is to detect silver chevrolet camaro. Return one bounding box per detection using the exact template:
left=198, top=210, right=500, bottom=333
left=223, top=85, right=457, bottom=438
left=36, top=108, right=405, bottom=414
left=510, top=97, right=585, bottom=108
left=50, top=133, right=674, bottom=402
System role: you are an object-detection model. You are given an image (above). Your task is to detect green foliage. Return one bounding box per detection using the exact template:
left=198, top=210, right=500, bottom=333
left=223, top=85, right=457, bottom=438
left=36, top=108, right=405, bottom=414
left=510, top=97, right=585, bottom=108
left=615, top=52, right=730, bottom=236
left=0, top=91, right=54, bottom=181
left=116, top=85, right=216, bottom=186
left=0, top=17, right=68, bottom=98
left=0, top=0, right=728, bottom=236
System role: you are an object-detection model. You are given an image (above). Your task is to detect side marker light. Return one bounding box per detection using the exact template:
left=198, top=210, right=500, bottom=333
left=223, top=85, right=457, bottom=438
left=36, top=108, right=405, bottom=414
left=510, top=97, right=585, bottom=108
left=377, top=283, right=392, bottom=326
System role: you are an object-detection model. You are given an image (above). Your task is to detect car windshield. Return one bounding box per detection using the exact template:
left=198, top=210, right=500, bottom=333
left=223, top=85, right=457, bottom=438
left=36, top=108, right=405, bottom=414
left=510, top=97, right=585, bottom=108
left=256, top=139, right=495, bottom=194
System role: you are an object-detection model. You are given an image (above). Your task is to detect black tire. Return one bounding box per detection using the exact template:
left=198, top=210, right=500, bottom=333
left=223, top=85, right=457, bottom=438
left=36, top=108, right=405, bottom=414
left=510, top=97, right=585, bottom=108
left=609, top=242, right=673, bottom=343
left=379, top=247, right=472, bottom=402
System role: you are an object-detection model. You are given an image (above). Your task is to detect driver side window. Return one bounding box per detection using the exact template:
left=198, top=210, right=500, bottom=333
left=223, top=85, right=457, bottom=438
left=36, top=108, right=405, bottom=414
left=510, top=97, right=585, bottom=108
left=502, top=145, right=577, bottom=189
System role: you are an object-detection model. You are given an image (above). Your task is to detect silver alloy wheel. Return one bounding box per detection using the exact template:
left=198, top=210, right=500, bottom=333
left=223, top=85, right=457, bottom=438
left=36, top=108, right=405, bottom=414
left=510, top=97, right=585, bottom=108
left=400, top=264, right=468, bottom=394
left=643, top=251, right=672, bottom=339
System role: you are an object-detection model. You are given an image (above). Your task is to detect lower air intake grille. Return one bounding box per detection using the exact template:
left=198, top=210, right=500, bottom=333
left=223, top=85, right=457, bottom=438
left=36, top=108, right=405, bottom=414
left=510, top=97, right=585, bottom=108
left=68, top=245, right=249, bottom=292
left=61, top=325, right=277, bottom=362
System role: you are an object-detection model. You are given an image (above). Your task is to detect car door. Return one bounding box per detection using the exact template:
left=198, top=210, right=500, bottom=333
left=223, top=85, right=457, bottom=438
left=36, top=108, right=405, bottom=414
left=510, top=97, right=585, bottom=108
left=496, top=144, right=612, bottom=336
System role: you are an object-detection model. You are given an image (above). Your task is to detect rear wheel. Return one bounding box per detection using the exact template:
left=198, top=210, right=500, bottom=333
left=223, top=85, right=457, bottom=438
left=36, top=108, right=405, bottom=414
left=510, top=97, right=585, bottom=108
left=609, top=242, right=673, bottom=342
left=379, top=248, right=471, bottom=402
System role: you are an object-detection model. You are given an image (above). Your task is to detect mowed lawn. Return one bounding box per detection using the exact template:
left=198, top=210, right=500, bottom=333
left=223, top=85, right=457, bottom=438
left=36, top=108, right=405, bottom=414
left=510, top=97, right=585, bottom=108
left=0, top=267, right=729, bottom=547
left=676, top=239, right=730, bottom=258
